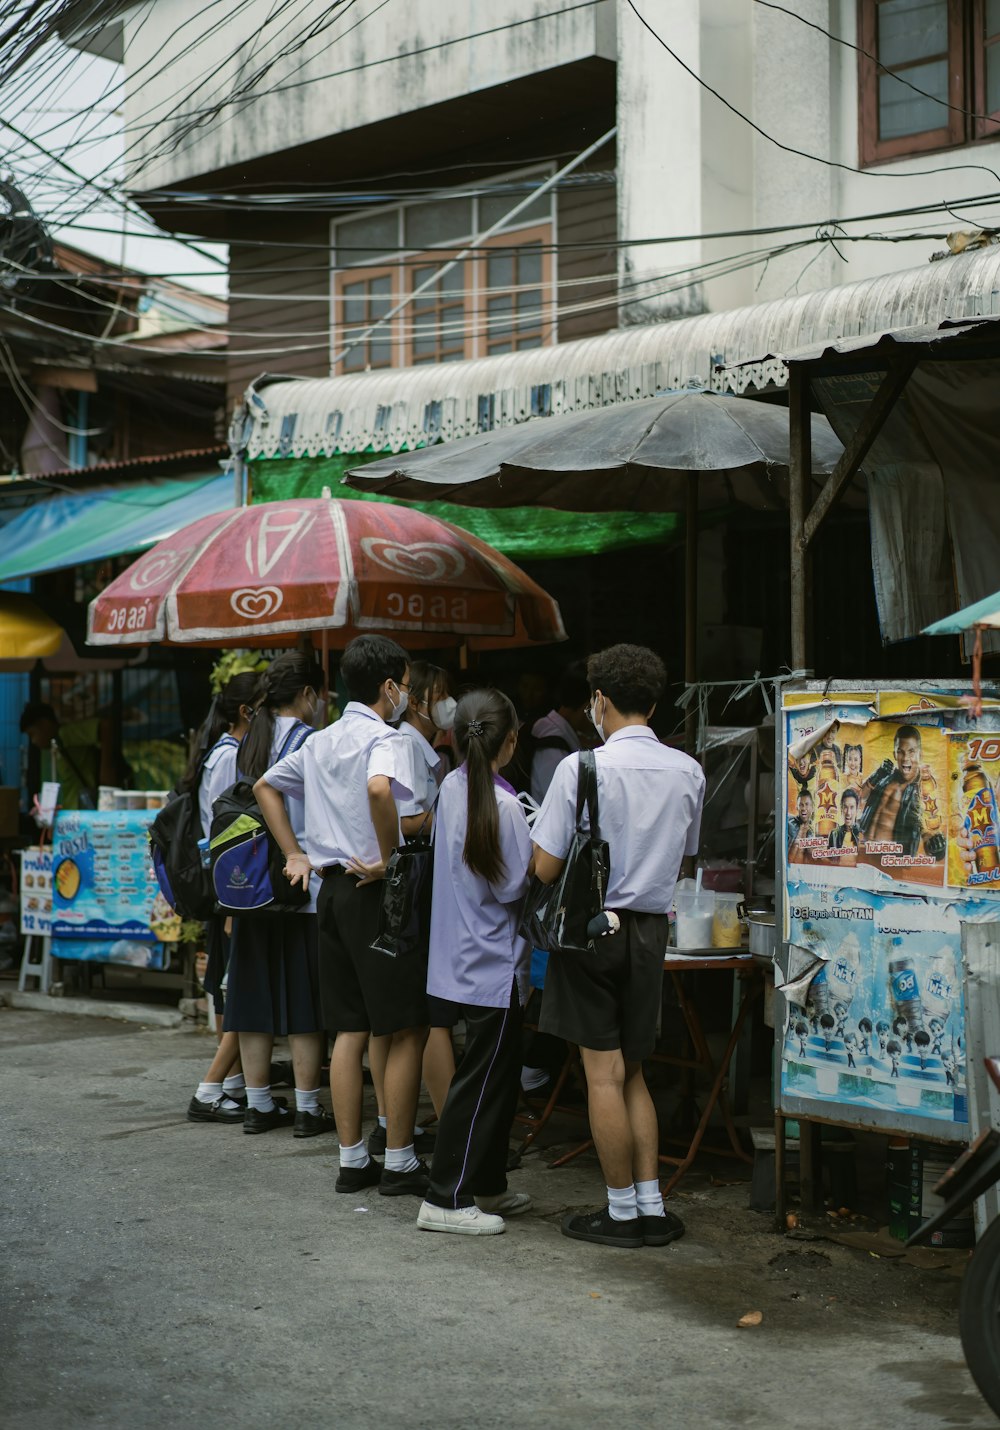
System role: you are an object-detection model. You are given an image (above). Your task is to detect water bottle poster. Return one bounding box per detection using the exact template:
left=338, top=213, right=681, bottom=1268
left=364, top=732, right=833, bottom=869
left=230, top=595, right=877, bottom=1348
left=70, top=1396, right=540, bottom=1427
left=947, top=732, right=1000, bottom=890
left=782, top=884, right=968, bottom=1129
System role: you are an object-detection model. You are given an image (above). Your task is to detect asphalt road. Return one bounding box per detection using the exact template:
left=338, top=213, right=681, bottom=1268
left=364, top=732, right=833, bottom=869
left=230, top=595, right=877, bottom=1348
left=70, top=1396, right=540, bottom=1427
left=1, top=1006, right=994, bottom=1430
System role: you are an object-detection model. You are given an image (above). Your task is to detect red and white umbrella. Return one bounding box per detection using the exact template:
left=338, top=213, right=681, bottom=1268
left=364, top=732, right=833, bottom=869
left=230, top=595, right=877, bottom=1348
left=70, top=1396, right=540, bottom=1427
left=87, top=497, right=566, bottom=650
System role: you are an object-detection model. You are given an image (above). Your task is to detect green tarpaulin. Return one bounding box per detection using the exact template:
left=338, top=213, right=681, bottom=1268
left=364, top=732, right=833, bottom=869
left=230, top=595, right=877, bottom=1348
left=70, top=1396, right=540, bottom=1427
left=248, top=455, right=679, bottom=561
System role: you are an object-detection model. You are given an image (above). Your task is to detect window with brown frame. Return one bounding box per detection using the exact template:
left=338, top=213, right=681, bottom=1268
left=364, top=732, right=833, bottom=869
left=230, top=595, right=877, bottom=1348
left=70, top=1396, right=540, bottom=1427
left=332, top=224, right=554, bottom=373
left=858, top=0, right=1000, bottom=164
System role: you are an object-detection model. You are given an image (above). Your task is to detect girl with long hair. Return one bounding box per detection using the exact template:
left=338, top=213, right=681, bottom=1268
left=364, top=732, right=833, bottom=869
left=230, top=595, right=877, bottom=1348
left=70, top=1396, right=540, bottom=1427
left=186, top=671, right=258, bottom=1125
left=368, top=661, right=457, bottom=1158
left=416, top=689, right=534, bottom=1237
left=221, top=651, right=334, bottom=1138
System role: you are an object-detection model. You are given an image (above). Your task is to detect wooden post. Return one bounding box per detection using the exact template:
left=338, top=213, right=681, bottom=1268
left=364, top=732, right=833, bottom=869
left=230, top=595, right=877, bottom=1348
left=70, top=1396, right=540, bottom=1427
left=685, top=473, right=698, bottom=755
left=788, top=367, right=813, bottom=670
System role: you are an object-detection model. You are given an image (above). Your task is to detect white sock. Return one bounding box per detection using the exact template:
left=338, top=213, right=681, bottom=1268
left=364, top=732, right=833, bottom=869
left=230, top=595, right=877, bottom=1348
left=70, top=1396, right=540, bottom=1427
left=635, top=1178, right=666, bottom=1218
left=245, top=1085, right=275, bottom=1113
left=385, top=1143, right=419, bottom=1173
left=521, top=1065, right=549, bottom=1092
left=196, top=1080, right=222, bottom=1104
left=295, top=1087, right=320, bottom=1115
left=607, top=1184, right=639, bottom=1222
left=339, top=1139, right=370, bottom=1169
left=222, top=1073, right=245, bottom=1096
left=378, top=1115, right=387, bottom=1129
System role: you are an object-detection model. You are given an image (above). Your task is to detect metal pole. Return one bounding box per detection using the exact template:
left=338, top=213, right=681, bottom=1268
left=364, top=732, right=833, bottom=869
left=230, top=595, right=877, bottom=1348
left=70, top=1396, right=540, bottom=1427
left=788, top=367, right=813, bottom=669
left=684, top=473, right=698, bottom=755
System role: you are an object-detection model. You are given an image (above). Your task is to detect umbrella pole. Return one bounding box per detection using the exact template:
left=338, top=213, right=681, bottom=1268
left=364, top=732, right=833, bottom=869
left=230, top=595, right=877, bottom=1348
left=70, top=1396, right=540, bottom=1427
left=320, top=627, right=329, bottom=728
left=459, top=641, right=469, bottom=672
left=684, top=474, right=698, bottom=756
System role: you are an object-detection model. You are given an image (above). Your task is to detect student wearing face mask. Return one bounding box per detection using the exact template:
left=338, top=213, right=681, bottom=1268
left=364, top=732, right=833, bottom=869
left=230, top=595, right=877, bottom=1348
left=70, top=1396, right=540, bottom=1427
left=532, top=644, right=705, bottom=1249
left=221, top=652, right=333, bottom=1138
left=369, top=662, right=456, bottom=1156
left=255, top=635, right=430, bottom=1197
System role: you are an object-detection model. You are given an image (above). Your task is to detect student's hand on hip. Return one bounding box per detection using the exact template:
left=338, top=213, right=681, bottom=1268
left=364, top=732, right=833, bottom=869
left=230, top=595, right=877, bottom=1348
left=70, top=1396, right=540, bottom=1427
left=283, top=852, right=313, bottom=889
left=346, top=855, right=386, bottom=886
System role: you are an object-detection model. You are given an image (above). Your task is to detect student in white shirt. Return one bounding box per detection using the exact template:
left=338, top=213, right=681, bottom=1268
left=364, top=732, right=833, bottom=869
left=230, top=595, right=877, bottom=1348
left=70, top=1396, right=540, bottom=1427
left=223, top=652, right=334, bottom=1139
left=184, top=673, right=256, bottom=1125
left=255, top=635, right=430, bottom=1198
left=368, top=661, right=455, bottom=1160
left=532, top=644, right=705, bottom=1250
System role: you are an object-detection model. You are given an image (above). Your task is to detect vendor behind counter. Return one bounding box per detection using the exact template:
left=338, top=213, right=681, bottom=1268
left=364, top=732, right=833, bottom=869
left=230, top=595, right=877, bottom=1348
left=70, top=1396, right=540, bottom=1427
left=19, top=702, right=115, bottom=811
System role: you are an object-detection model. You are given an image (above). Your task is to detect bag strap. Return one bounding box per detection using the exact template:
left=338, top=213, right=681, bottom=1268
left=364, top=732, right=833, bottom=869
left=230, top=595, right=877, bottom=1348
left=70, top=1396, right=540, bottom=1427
left=278, top=719, right=314, bottom=761
left=575, top=751, right=600, bottom=839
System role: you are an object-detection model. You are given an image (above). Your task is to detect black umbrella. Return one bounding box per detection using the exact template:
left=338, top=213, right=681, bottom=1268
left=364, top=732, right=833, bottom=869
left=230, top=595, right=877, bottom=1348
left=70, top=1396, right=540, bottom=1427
left=343, top=390, right=845, bottom=513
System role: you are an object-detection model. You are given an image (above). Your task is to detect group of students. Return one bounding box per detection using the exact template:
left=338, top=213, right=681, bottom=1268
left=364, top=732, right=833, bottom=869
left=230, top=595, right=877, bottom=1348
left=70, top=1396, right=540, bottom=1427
left=183, top=634, right=705, bottom=1246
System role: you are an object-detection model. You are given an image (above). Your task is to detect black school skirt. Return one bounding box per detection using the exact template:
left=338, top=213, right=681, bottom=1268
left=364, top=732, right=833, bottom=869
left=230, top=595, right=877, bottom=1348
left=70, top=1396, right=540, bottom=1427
left=202, top=918, right=230, bottom=1016
left=222, top=913, right=323, bottom=1036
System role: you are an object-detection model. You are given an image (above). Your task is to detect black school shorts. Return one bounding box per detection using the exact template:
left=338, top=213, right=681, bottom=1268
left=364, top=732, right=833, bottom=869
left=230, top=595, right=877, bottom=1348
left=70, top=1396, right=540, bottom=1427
left=538, top=911, right=668, bottom=1062
left=317, top=867, right=429, bottom=1037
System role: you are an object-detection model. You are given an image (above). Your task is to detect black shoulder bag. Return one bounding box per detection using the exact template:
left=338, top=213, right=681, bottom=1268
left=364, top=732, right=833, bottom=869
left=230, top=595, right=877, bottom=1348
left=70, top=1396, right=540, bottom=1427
left=371, top=807, right=435, bottom=961
left=519, top=751, right=610, bottom=955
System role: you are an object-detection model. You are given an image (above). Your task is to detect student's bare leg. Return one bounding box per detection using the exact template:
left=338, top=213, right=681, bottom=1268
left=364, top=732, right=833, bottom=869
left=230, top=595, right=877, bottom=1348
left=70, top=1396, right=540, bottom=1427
left=203, top=1030, right=242, bottom=1085
left=237, top=1032, right=273, bottom=1088
left=368, top=1032, right=390, bottom=1119
left=288, top=1031, right=324, bottom=1091
left=384, top=1025, right=429, bottom=1148
left=579, top=1045, right=632, bottom=1188
left=623, top=1060, right=659, bottom=1182
left=330, top=1031, right=369, bottom=1147
left=422, top=1027, right=456, bottom=1119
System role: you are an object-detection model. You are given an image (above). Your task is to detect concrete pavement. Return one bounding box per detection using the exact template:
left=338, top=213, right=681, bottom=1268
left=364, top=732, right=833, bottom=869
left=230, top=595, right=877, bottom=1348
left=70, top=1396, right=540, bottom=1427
left=0, top=1006, right=993, bottom=1430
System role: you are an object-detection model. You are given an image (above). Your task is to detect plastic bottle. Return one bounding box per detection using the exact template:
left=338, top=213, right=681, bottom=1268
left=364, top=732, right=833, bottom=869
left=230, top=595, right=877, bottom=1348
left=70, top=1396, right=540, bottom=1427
left=923, top=947, right=956, bottom=1025
left=963, top=764, right=1000, bottom=874
left=889, top=950, right=925, bottom=1035
left=197, top=837, right=211, bottom=870
left=920, top=766, right=942, bottom=834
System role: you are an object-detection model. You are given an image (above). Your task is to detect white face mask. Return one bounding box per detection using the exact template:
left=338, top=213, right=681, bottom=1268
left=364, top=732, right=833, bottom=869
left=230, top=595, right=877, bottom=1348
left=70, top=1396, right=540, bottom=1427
left=587, top=694, right=606, bottom=744
left=387, top=681, right=408, bottom=722
left=431, top=696, right=457, bottom=730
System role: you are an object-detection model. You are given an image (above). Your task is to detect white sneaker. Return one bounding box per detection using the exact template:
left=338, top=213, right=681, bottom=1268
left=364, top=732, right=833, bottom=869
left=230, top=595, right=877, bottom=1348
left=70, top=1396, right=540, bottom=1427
left=475, top=1191, right=533, bottom=1216
left=417, top=1201, right=506, bottom=1235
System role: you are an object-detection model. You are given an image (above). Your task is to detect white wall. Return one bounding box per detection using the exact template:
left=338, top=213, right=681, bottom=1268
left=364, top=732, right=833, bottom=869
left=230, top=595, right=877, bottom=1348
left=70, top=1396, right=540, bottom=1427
left=120, top=0, right=616, bottom=191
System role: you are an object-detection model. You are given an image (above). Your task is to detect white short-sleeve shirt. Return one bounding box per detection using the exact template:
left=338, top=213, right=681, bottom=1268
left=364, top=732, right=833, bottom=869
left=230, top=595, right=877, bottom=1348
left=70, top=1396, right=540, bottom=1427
left=532, top=726, right=705, bottom=914
left=262, top=702, right=411, bottom=870
left=395, top=720, right=445, bottom=819
left=198, top=734, right=239, bottom=840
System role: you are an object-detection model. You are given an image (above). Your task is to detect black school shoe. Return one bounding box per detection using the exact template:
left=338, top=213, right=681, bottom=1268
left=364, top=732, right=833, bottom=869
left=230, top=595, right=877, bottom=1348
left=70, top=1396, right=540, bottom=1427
left=243, top=1102, right=296, bottom=1134
left=366, top=1123, right=435, bottom=1158
left=186, top=1095, right=245, bottom=1124
left=335, top=1158, right=382, bottom=1194
left=294, top=1108, right=337, bottom=1139
left=642, top=1211, right=686, bottom=1247
left=561, top=1207, right=644, bottom=1249
left=270, top=1060, right=295, bottom=1087
left=379, top=1159, right=431, bottom=1197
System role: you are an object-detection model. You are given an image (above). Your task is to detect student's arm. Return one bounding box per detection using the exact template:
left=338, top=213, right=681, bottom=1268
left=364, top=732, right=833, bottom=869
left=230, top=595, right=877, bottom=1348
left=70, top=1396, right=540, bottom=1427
left=347, top=776, right=398, bottom=886
left=400, top=811, right=432, bottom=838
left=254, top=777, right=312, bottom=889
left=530, top=757, right=576, bottom=886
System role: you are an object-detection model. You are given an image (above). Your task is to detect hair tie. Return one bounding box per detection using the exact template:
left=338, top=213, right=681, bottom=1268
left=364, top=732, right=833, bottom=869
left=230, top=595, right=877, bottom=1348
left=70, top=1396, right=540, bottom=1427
left=466, top=719, right=485, bottom=738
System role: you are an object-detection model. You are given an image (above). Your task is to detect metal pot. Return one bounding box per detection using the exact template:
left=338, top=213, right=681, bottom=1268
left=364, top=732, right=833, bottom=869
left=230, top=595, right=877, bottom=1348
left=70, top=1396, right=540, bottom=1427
left=747, top=911, right=777, bottom=963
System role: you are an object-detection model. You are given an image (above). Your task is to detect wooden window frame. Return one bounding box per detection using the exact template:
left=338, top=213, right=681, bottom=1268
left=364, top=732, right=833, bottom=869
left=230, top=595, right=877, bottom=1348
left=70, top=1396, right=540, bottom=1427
left=332, top=263, right=399, bottom=375
left=858, top=0, right=965, bottom=165
left=475, top=225, right=555, bottom=357
left=404, top=251, right=475, bottom=367
left=972, top=0, right=1000, bottom=137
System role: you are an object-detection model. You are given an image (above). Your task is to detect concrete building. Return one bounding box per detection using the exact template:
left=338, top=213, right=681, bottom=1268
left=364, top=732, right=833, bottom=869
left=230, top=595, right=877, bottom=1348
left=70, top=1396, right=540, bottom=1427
left=67, top=0, right=1000, bottom=405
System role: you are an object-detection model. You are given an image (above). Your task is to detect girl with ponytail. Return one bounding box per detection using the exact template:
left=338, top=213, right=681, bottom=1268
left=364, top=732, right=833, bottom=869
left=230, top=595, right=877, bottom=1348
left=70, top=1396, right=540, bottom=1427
left=415, top=689, right=535, bottom=1237
left=185, top=670, right=258, bottom=1127
left=221, top=651, right=334, bottom=1139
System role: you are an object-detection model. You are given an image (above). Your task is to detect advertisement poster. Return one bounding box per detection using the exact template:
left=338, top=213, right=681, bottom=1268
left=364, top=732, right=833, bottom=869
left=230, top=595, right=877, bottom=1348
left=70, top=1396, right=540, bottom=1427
left=51, top=810, right=171, bottom=968
left=781, top=883, right=972, bottom=1134
left=19, top=848, right=52, bottom=937
left=946, top=731, right=1000, bottom=892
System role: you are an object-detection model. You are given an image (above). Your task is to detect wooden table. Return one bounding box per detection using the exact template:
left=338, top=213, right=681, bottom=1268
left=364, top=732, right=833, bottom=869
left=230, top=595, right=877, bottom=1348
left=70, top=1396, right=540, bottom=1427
left=534, top=948, right=765, bottom=1195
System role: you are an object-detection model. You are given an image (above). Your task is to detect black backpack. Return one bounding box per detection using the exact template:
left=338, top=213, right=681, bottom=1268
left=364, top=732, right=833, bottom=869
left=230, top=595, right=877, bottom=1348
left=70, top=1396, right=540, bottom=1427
left=501, top=721, right=573, bottom=796
left=148, top=735, right=238, bottom=920
left=209, top=721, right=314, bottom=916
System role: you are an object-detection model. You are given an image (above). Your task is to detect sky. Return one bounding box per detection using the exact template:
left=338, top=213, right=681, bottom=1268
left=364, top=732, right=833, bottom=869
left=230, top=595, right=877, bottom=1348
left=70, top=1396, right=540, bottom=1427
left=3, top=35, right=227, bottom=296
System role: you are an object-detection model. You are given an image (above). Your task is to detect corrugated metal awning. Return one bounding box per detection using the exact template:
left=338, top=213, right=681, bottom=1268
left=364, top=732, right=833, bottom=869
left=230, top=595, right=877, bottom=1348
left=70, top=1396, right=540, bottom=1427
left=731, top=315, right=1000, bottom=380
left=243, top=247, right=1000, bottom=459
